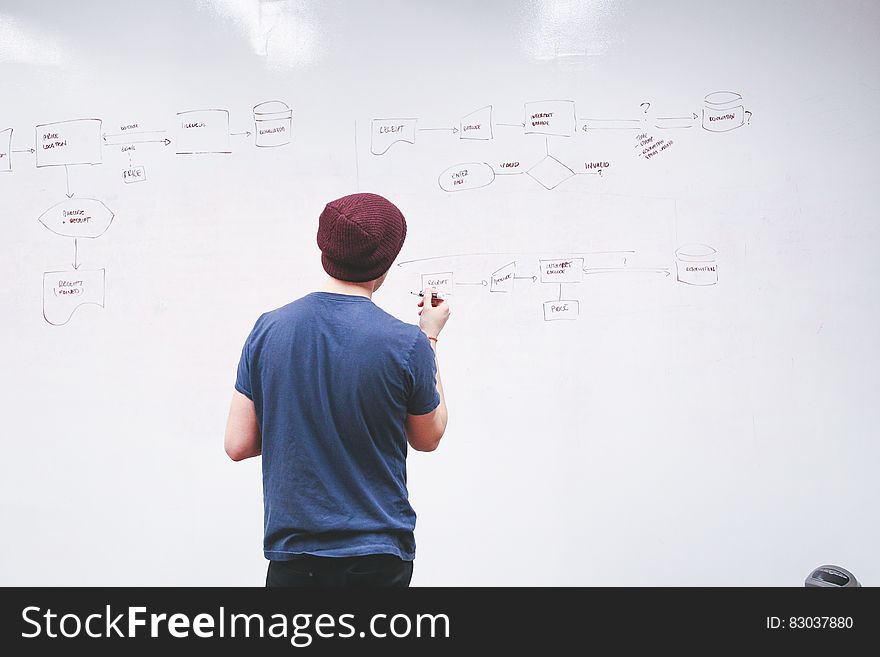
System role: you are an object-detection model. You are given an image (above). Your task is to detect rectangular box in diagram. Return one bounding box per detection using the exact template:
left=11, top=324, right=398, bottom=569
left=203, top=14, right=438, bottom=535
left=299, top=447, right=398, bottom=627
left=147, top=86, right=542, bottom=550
left=35, top=119, right=102, bottom=168
left=524, top=100, right=576, bottom=137
left=539, top=258, right=584, bottom=283
left=123, top=166, right=147, bottom=183
left=421, top=272, right=454, bottom=296
left=176, top=109, right=231, bottom=154
left=543, top=300, right=579, bottom=321
left=0, top=128, right=11, bottom=172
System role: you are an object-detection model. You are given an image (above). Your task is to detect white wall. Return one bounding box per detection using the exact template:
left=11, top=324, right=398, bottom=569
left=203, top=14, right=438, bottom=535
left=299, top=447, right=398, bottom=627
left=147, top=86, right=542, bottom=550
left=1, top=0, right=878, bottom=585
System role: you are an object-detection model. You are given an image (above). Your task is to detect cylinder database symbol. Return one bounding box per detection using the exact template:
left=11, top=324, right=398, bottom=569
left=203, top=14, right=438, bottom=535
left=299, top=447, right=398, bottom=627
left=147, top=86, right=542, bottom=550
left=675, top=244, right=718, bottom=286
left=253, top=100, right=292, bottom=147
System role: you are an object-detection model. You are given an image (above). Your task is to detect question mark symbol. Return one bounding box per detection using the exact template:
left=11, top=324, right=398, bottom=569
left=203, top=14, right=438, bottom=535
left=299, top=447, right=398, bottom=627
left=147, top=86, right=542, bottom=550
left=745, top=110, right=752, bottom=125
left=640, top=102, right=650, bottom=114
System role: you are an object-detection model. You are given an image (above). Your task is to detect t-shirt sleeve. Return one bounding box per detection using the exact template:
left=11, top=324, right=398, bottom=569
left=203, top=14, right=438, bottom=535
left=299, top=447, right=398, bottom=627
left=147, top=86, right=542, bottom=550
left=405, top=331, right=440, bottom=416
left=234, top=327, right=255, bottom=400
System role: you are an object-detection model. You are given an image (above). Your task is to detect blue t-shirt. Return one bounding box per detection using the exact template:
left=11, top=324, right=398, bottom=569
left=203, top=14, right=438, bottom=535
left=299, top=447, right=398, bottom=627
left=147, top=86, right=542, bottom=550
left=235, top=292, right=440, bottom=561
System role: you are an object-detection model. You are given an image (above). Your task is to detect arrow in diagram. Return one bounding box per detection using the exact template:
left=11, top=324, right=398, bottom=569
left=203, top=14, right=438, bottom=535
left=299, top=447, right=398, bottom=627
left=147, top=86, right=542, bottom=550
left=583, top=266, right=670, bottom=276
left=103, top=130, right=171, bottom=146
left=64, top=165, right=73, bottom=198
left=654, top=112, right=699, bottom=129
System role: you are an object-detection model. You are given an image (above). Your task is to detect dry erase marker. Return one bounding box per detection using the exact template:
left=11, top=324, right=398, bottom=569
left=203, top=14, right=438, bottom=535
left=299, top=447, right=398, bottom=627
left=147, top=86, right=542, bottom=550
left=411, top=291, right=446, bottom=306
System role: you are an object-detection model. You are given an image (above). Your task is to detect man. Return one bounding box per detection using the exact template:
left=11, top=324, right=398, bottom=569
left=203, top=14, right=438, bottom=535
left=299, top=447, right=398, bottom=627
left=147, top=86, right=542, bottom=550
left=224, top=192, right=450, bottom=587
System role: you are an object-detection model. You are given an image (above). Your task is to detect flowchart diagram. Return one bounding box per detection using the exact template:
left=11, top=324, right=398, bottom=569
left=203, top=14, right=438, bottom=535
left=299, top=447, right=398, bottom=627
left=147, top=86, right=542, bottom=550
left=373, top=91, right=736, bottom=316
left=399, top=244, right=718, bottom=321
left=369, top=91, right=752, bottom=191
left=2, top=101, right=293, bottom=325
left=5, top=91, right=734, bottom=325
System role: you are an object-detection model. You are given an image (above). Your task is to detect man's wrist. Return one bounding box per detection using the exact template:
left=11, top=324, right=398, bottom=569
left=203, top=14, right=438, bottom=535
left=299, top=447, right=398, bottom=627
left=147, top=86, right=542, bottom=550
left=420, top=329, right=439, bottom=351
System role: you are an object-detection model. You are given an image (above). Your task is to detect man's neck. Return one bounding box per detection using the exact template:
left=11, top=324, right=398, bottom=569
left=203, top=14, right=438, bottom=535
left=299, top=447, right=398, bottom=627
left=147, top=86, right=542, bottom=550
left=321, top=277, right=375, bottom=299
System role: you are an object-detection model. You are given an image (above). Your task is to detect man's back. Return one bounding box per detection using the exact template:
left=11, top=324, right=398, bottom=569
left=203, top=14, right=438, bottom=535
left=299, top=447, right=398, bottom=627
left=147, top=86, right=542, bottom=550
left=225, top=192, right=450, bottom=587
left=235, top=291, right=440, bottom=561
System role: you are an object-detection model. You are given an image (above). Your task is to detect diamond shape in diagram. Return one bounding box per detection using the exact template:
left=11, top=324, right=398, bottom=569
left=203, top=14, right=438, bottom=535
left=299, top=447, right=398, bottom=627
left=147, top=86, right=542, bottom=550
left=527, top=155, right=574, bottom=190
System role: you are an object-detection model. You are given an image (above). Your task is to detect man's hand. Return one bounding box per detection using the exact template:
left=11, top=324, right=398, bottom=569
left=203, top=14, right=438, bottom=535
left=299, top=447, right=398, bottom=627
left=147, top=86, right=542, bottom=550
left=417, top=286, right=451, bottom=339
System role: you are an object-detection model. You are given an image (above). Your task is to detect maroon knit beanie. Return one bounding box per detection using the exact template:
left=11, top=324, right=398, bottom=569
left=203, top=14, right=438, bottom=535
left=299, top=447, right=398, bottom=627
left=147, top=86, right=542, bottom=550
left=317, top=192, right=407, bottom=282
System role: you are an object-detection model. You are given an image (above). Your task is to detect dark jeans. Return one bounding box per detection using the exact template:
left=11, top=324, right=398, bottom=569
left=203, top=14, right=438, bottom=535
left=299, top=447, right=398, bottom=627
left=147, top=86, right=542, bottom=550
left=266, top=554, right=413, bottom=587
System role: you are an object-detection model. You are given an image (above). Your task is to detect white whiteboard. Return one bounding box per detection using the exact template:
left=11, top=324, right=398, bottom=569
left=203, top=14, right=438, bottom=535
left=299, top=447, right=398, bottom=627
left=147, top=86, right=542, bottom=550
left=1, top=0, right=878, bottom=585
